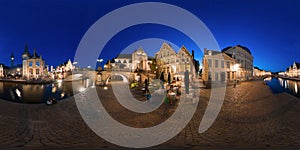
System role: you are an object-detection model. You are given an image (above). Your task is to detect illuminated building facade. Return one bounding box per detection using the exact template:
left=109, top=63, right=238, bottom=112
left=22, top=45, right=46, bottom=79
left=202, top=49, right=236, bottom=83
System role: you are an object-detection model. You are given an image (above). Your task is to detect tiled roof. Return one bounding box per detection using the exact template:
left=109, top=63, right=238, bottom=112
left=204, top=49, right=221, bottom=55
left=222, top=45, right=252, bottom=55
left=116, top=54, right=132, bottom=59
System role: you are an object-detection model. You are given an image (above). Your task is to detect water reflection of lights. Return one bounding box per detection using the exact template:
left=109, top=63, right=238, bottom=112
left=52, top=86, right=57, bottom=93
left=15, top=89, right=21, bottom=98
left=278, top=78, right=283, bottom=87
left=295, top=82, right=298, bottom=94
left=60, top=92, right=65, bottom=98
left=264, top=77, right=272, bottom=81
left=58, top=82, right=62, bottom=88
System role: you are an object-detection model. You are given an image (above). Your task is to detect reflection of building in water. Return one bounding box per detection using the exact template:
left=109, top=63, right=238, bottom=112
left=0, top=82, right=3, bottom=94
left=21, top=84, right=45, bottom=102
left=22, top=44, right=46, bottom=79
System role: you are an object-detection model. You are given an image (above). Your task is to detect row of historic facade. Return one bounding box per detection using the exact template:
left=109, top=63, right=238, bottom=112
left=104, top=43, right=256, bottom=84
left=104, top=42, right=197, bottom=81
left=0, top=44, right=76, bottom=79
left=202, top=45, right=254, bottom=83
left=278, top=62, right=300, bottom=78
left=253, top=66, right=272, bottom=77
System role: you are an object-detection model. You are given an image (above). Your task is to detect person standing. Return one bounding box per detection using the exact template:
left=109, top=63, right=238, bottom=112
left=233, top=79, right=237, bottom=88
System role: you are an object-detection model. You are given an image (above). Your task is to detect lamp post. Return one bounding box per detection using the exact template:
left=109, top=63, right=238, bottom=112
left=97, top=59, right=103, bottom=71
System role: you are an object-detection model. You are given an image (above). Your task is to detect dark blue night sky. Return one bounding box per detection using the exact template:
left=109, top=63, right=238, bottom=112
left=0, top=0, right=299, bottom=72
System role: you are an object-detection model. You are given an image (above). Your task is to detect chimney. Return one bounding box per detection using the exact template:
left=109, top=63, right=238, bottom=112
left=192, top=50, right=195, bottom=59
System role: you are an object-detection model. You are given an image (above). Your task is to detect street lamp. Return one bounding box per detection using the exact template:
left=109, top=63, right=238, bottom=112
left=233, top=64, right=240, bottom=80
left=97, top=59, right=104, bottom=71
left=97, top=59, right=103, bottom=63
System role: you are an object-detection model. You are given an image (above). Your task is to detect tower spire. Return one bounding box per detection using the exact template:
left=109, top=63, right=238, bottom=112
left=11, top=52, right=14, bottom=67
left=24, top=43, right=29, bottom=53
left=33, top=48, right=37, bottom=58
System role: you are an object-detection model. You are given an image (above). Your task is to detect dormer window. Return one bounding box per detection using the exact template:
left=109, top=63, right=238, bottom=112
left=208, top=51, right=212, bottom=55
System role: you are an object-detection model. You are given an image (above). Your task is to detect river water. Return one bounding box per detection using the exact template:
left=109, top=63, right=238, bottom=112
left=265, top=77, right=300, bottom=98
left=0, top=79, right=94, bottom=104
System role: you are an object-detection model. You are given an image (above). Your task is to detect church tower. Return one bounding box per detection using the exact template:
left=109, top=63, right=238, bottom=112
left=10, top=52, right=14, bottom=67
left=22, top=44, right=30, bottom=60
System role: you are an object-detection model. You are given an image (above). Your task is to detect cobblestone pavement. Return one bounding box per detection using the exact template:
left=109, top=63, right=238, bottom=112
left=0, top=80, right=300, bottom=149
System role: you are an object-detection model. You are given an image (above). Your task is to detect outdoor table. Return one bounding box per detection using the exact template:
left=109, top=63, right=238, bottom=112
left=168, top=92, right=176, bottom=104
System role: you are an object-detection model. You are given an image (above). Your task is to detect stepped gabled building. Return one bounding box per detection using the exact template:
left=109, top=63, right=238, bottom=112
left=155, top=42, right=195, bottom=81
left=22, top=44, right=46, bottom=79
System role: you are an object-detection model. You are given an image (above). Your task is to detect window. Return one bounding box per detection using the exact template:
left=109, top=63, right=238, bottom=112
left=221, top=72, right=226, bottom=81
left=208, top=59, right=212, bottom=67
left=29, top=69, right=33, bottom=75
left=208, top=72, right=212, bottom=80
left=221, top=61, right=224, bottom=68
left=29, top=62, right=33, bottom=67
left=36, top=69, right=40, bottom=75
left=215, top=60, right=219, bottom=68
left=226, top=61, right=230, bottom=68
left=227, top=72, right=230, bottom=80
left=36, top=61, right=40, bottom=67
left=215, top=72, right=219, bottom=81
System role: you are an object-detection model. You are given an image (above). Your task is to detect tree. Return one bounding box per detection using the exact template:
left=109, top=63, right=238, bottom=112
left=149, top=58, right=157, bottom=73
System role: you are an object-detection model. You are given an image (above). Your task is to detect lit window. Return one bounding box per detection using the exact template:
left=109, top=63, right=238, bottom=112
left=29, top=69, right=33, bottom=75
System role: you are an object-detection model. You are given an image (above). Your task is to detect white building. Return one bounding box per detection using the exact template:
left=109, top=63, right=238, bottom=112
left=284, top=62, right=300, bottom=78
left=113, top=47, right=151, bottom=72
left=222, top=45, right=254, bottom=80
left=202, top=49, right=236, bottom=83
